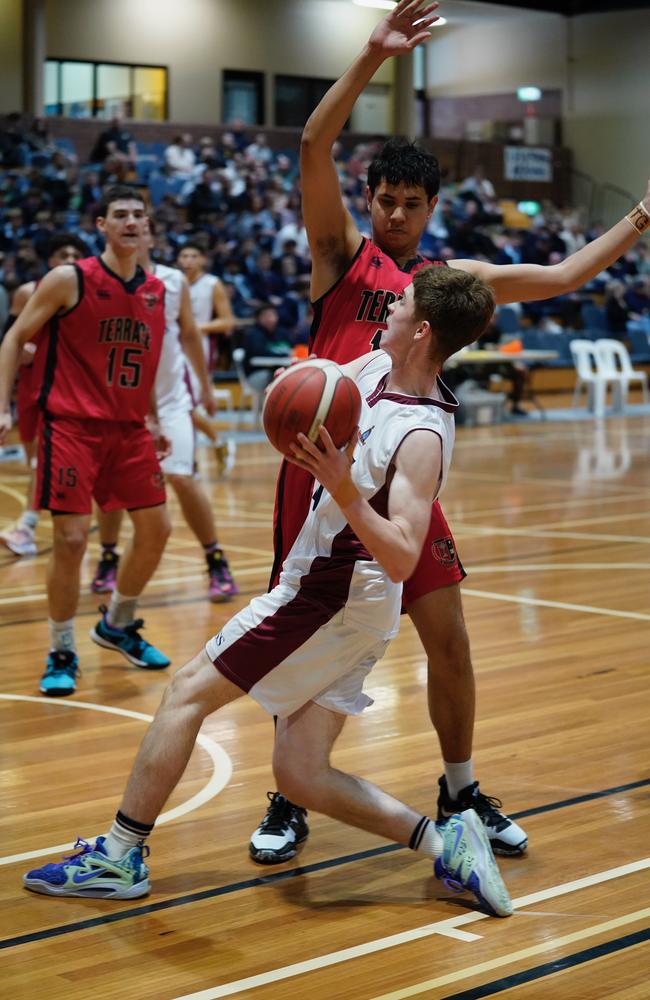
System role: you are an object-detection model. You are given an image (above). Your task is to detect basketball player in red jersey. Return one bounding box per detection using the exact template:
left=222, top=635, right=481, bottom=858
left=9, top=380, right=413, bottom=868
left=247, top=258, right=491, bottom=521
left=0, top=185, right=172, bottom=696
left=0, top=234, right=86, bottom=557
left=249, top=0, right=650, bottom=864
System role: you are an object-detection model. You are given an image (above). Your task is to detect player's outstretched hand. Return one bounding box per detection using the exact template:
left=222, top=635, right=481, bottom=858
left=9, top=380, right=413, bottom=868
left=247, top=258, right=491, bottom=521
left=368, top=0, right=440, bottom=58
left=288, top=425, right=359, bottom=499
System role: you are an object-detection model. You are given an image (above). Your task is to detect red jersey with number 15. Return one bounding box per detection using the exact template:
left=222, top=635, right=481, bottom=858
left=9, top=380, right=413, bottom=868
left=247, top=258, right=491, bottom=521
left=38, top=256, right=165, bottom=423
left=308, top=237, right=445, bottom=364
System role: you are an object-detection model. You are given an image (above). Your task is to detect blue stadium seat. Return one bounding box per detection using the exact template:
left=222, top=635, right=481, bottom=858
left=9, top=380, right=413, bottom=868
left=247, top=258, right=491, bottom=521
left=581, top=303, right=607, bottom=330
left=627, top=329, right=650, bottom=363
left=497, top=305, right=521, bottom=334
left=521, top=329, right=543, bottom=350
left=55, top=138, right=76, bottom=156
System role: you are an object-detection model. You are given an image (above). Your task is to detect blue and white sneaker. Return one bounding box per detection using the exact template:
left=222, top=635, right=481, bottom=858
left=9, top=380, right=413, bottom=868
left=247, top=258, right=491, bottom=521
left=435, top=810, right=513, bottom=917
left=40, top=650, right=79, bottom=697
left=90, top=607, right=170, bottom=669
left=23, top=836, right=150, bottom=899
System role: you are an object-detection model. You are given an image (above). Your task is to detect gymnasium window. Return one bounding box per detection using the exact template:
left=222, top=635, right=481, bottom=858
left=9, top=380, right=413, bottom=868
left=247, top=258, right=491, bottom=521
left=222, top=70, right=265, bottom=126
left=44, top=59, right=168, bottom=120
left=274, top=75, right=339, bottom=129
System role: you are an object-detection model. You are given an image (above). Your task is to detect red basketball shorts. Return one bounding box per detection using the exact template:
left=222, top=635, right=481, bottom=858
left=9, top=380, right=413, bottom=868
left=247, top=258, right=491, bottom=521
left=36, top=416, right=166, bottom=514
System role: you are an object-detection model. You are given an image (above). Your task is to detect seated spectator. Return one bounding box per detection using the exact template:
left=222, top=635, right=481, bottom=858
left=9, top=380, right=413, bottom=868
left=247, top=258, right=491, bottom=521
left=240, top=303, right=293, bottom=392
left=164, top=133, right=196, bottom=178
left=187, top=169, right=227, bottom=225
left=0, top=112, right=28, bottom=167
left=605, top=280, right=633, bottom=334
left=245, top=133, right=273, bottom=165
left=89, top=116, right=137, bottom=181
left=25, top=117, right=59, bottom=157
left=79, top=170, right=103, bottom=215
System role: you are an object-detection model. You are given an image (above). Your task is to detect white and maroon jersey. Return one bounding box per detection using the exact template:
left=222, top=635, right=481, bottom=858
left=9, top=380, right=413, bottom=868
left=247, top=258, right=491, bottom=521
left=151, top=263, right=192, bottom=414
left=278, top=352, right=458, bottom=640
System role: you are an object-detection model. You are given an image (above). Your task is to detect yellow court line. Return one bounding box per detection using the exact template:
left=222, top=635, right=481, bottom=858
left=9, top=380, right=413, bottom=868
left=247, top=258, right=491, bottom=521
left=371, top=906, right=650, bottom=1000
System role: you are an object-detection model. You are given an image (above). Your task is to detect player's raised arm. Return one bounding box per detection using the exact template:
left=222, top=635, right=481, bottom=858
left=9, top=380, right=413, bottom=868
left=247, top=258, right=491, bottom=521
left=301, top=0, right=440, bottom=298
left=450, top=180, right=650, bottom=304
left=0, top=267, right=78, bottom=440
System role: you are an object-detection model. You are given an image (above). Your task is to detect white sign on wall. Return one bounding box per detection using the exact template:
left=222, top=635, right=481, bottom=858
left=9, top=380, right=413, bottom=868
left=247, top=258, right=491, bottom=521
left=504, top=146, right=553, bottom=182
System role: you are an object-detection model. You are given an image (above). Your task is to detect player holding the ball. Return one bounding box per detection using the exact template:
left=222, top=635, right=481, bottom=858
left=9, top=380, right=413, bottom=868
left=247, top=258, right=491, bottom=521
left=24, top=264, right=514, bottom=919
left=250, top=0, right=650, bottom=864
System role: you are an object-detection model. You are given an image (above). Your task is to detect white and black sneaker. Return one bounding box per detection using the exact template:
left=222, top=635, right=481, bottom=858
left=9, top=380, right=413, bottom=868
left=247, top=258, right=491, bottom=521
left=437, top=776, right=527, bottom=856
left=249, top=792, right=309, bottom=865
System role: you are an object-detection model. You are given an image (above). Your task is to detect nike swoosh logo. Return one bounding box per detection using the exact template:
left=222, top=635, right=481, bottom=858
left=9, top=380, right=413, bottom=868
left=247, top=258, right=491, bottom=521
left=72, top=867, right=107, bottom=884
left=451, top=821, right=464, bottom=857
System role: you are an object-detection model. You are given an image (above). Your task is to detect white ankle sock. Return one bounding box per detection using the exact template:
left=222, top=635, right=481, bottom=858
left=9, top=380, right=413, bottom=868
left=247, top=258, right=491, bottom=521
left=103, top=821, right=146, bottom=860
left=444, top=759, right=473, bottom=801
left=48, top=617, right=76, bottom=653
left=107, top=590, right=138, bottom=629
left=409, top=816, right=443, bottom=860
left=20, top=510, right=39, bottom=531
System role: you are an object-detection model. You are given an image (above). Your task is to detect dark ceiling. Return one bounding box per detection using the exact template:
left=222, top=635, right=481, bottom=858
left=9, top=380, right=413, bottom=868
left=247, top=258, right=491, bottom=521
left=467, top=0, right=650, bottom=14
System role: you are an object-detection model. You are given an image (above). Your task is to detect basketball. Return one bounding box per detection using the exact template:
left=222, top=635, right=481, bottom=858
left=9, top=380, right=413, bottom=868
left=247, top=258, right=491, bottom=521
left=262, top=359, right=362, bottom=458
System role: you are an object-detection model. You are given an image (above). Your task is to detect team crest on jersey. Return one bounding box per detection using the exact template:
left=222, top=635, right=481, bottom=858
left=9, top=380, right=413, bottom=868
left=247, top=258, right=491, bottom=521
left=359, top=427, right=374, bottom=444
left=143, top=292, right=160, bottom=309
left=431, top=537, right=456, bottom=565
left=97, top=289, right=111, bottom=300
left=370, top=255, right=383, bottom=269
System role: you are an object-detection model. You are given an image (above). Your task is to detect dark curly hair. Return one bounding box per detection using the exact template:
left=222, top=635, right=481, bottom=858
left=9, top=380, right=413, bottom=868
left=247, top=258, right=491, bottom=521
left=367, top=138, right=440, bottom=200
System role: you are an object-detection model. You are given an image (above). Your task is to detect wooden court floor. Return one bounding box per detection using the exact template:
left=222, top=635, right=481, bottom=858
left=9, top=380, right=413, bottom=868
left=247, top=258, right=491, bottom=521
left=1, top=412, right=649, bottom=999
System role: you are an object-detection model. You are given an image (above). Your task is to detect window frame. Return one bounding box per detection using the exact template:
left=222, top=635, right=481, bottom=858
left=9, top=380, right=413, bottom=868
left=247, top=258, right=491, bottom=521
left=45, top=57, right=169, bottom=120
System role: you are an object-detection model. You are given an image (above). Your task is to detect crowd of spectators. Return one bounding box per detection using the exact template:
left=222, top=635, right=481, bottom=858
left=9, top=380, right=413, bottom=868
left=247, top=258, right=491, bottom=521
left=1, top=112, right=649, bottom=373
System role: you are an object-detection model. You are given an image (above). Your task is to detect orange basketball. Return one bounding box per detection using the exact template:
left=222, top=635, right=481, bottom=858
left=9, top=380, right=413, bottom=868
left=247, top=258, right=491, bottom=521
left=262, top=359, right=361, bottom=458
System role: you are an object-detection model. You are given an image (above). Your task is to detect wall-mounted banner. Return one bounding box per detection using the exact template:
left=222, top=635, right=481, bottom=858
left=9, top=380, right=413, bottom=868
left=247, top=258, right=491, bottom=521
left=504, top=146, right=553, bottom=182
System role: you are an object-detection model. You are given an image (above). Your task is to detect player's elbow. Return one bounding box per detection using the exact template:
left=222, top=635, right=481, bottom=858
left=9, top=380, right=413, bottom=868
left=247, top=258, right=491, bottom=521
left=385, top=551, right=418, bottom=584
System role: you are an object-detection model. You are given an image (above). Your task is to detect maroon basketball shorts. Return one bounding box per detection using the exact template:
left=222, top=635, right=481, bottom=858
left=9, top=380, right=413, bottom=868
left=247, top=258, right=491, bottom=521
left=273, top=463, right=464, bottom=603
left=16, top=379, right=39, bottom=444
left=36, top=416, right=166, bottom=514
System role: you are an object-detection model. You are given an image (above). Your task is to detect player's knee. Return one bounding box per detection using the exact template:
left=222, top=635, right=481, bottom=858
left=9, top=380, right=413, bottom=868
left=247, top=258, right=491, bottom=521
left=52, top=524, right=88, bottom=561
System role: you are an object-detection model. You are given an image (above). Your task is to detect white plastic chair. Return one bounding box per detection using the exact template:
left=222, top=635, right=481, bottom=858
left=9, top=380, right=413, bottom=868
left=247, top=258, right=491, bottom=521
left=594, top=338, right=649, bottom=410
left=569, top=339, right=610, bottom=417
left=232, top=347, right=264, bottom=426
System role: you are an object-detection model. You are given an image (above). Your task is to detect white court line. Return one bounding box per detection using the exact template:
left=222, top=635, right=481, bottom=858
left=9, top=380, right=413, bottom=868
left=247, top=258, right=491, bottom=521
left=372, top=906, right=650, bottom=1000
left=461, top=587, right=650, bottom=621
left=452, top=491, right=650, bottom=521
left=457, top=524, right=650, bottom=545
left=0, top=563, right=269, bottom=606
left=0, top=694, right=232, bottom=866
left=171, top=857, right=650, bottom=1000
left=468, top=563, right=650, bottom=573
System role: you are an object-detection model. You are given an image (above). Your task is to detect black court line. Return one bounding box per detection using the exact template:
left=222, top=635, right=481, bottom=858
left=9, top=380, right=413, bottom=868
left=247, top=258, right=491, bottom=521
left=2, top=777, right=649, bottom=952
left=441, top=925, right=650, bottom=999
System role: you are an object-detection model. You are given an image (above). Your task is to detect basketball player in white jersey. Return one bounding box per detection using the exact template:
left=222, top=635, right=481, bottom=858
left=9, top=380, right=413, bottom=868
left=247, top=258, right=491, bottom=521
left=94, top=225, right=238, bottom=603
left=177, top=242, right=237, bottom=476
left=24, top=266, right=513, bottom=919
